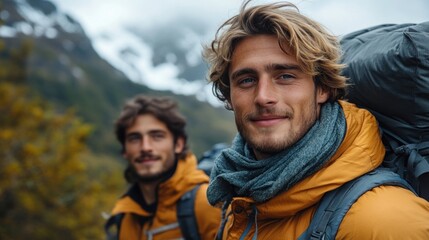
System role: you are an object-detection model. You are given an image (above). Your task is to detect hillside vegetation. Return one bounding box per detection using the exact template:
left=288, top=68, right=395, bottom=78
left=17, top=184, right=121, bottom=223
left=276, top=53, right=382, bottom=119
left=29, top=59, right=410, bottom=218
left=0, top=2, right=236, bottom=237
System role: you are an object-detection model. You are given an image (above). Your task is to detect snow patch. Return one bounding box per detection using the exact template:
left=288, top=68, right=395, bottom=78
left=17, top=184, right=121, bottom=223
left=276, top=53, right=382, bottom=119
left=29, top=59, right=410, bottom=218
left=0, top=25, right=17, bottom=37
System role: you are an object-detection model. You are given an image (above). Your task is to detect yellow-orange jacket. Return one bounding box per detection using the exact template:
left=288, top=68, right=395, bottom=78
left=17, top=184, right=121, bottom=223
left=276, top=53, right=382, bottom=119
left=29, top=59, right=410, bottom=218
left=108, top=153, right=221, bottom=240
left=220, top=101, right=429, bottom=239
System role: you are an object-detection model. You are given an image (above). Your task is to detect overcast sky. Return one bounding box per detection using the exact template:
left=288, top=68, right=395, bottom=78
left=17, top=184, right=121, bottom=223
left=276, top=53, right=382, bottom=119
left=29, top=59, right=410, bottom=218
left=52, top=0, right=429, bottom=39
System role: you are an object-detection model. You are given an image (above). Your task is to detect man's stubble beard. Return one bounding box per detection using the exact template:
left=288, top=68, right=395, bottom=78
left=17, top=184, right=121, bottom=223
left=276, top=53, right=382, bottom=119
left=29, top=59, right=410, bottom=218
left=124, top=158, right=178, bottom=184
left=235, top=100, right=319, bottom=157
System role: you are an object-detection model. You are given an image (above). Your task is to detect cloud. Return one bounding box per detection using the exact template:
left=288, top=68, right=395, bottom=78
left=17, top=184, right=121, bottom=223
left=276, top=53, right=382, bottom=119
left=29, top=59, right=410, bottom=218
left=52, top=0, right=242, bottom=38
left=302, top=0, right=429, bottom=36
left=53, top=0, right=429, bottom=36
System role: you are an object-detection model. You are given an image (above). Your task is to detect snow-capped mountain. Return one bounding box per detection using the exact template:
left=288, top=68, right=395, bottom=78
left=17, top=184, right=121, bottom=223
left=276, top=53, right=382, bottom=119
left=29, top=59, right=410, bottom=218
left=0, top=0, right=84, bottom=38
left=0, top=0, right=220, bottom=105
left=90, top=21, right=212, bottom=98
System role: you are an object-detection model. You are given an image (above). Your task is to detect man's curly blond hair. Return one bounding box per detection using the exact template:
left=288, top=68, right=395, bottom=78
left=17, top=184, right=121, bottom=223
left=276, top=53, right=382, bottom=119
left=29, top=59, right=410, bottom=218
left=203, top=0, right=347, bottom=109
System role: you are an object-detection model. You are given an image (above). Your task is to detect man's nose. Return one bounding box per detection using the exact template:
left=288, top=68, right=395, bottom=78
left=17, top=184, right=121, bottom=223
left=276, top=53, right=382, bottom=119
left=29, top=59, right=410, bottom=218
left=254, top=76, right=278, bottom=106
left=140, top=137, right=153, bottom=152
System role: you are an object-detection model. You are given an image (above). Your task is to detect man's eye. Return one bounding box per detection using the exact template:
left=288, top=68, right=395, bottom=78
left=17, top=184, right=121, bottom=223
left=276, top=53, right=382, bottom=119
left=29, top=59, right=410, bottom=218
left=279, top=73, right=295, bottom=80
left=279, top=74, right=294, bottom=80
left=127, top=135, right=140, bottom=143
left=151, top=133, right=165, bottom=140
left=238, top=77, right=255, bottom=85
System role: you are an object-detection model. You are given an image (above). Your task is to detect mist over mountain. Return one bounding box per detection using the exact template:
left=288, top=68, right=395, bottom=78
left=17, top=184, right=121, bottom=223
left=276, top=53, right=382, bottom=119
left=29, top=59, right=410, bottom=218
left=86, top=17, right=217, bottom=101
left=0, top=0, right=236, bottom=156
left=48, top=0, right=429, bottom=105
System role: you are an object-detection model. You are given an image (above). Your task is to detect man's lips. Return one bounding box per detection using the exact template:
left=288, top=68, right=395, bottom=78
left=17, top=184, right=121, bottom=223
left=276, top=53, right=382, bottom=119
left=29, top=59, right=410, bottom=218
left=135, top=156, right=159, bottom=164
left=250, top=115, right=287, bottom=127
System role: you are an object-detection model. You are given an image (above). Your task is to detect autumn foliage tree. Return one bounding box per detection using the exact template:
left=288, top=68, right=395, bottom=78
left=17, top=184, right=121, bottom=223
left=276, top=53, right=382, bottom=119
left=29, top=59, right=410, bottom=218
left=0, top=83, right=124, bottom=239
left=0, top=30, right=128, bottom=239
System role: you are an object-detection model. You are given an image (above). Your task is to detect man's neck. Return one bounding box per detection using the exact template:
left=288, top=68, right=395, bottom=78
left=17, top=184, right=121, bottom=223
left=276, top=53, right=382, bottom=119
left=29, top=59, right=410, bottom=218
left=138, top=180, right=161, bottom=205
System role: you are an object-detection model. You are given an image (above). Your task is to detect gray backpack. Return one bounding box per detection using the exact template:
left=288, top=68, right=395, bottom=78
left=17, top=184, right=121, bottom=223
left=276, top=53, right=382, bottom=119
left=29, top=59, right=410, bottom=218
left=342, top=22, right=429, bottom=200
left=300, top=21, right=429, bottom=239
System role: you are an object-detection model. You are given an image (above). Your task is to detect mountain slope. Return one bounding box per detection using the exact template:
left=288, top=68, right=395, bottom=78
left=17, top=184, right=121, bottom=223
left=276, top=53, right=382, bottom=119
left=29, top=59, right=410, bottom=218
left=0, top=0, right=236, bottom=156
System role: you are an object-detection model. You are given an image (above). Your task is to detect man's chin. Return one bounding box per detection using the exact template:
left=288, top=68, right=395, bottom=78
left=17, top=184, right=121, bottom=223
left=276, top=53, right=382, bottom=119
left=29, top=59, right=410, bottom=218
left=125, top=160, right=178, bottom=184
left=248, top=138, right=292, bottom=155
left=137, top=173, right=163, bottom=183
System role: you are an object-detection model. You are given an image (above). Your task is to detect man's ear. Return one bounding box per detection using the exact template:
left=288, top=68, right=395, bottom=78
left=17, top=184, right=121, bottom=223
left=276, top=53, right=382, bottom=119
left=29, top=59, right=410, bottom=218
left=174, top=137, right=185, bottom=154
left=316, top=87, right=330, bottom=104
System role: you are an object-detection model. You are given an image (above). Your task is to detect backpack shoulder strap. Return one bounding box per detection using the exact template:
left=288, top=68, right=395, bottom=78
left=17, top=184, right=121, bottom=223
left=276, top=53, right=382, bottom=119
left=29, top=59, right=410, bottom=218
left=389, top=140, right=429, bottom=201
left=298, top=168, right=415, bottom=240
left=104, top=213, right=124, bottom=240
left=177, top=184, right=202, bottom=240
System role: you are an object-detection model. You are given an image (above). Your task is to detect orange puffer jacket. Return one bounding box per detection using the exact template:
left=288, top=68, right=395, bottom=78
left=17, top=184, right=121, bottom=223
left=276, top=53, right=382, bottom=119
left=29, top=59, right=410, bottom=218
left=108, top=153, right=221, bottom=240
left=220, top=101, right=429, bottom=240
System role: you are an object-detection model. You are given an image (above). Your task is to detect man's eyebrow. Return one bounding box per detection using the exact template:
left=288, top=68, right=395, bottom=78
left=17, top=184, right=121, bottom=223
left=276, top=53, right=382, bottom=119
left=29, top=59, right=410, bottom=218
left=148, top=129, right=166, bottom=135
left=266, top=63, right=301, bottom=72
left=125, top=129, right=165, bottom=138
left=230, top=68, right=257, bottom=81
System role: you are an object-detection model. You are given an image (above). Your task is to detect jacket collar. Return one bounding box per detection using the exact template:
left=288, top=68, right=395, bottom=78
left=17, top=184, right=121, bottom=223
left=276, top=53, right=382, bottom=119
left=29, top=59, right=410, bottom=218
left=235, top=101, right=385, bottom=219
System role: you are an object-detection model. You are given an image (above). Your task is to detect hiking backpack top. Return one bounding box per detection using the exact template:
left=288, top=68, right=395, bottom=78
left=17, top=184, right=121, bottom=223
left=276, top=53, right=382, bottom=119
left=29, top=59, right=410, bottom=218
left=341, top=21, right=429, bottom=200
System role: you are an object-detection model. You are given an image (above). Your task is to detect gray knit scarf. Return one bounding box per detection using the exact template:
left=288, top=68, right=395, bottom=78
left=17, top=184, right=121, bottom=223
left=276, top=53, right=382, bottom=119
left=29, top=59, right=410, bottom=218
left=207, top=101, right=346, bottom=205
